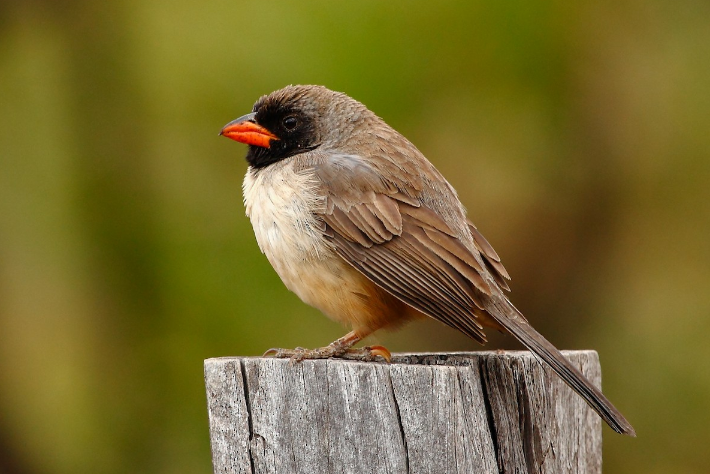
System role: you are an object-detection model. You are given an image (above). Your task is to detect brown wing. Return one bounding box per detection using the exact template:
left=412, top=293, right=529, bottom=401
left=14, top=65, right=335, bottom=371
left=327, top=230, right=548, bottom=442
left=309, top=154, right=506, bottom=344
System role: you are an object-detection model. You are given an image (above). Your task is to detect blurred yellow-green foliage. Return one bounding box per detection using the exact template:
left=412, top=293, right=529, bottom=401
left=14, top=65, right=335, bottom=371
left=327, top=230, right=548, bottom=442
left=1, top=0, right=709, bottom=473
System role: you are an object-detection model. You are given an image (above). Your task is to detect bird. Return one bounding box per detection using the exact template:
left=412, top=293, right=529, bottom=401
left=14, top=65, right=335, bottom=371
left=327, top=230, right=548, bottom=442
left=219, top=85, right=635, bottom=436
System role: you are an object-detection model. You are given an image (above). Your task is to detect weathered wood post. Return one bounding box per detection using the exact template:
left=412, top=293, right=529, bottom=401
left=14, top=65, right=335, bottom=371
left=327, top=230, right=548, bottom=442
left=205, top=351, right=603, bottom=473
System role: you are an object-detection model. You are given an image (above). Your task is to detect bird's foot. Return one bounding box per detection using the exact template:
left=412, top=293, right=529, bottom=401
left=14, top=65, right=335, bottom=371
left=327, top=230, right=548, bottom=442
left=263, top=344, right=391, bottom=363
left=341, top=345, right=391, bottom=362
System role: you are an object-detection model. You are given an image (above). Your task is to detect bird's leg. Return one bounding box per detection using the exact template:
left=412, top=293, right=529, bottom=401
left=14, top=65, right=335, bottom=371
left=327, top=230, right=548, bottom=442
left=263, top=330, right=391, bottom=362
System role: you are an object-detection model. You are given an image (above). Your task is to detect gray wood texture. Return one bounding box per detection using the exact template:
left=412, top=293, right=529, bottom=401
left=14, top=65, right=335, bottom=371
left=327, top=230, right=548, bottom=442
left=205, top=351, right=602, bottom=474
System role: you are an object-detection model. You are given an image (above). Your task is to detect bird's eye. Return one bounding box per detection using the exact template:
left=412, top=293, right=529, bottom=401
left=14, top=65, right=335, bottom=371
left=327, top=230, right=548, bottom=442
left=282, top=116, right=298, bottom=131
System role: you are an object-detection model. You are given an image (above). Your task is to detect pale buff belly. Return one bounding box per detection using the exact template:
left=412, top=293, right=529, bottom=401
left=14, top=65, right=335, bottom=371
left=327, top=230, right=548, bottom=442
left=242, top=161, right=410, bottom=334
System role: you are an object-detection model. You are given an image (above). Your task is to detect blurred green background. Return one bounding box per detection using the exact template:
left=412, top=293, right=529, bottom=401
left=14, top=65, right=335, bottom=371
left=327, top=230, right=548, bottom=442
left=1, top=0, right=709, bottom=473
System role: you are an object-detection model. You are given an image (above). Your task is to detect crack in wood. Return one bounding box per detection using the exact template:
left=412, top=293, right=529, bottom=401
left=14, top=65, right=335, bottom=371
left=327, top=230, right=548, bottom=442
left=238, top=359, right=256, bottom=474
left=515, top=364, right=542, bottom=474
left=478, top=359, right=502, bottom=473
left=387, top=373, right=410, bottom=474
left=324, top=361, right=332, bottom=474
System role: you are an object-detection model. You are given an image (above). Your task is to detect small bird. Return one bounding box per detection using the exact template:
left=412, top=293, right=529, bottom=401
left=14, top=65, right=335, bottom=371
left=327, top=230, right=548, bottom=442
left=220, top=85, right=635, bottom=436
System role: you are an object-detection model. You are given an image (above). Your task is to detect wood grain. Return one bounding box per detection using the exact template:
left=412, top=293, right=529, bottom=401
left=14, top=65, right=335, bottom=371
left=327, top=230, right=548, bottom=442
left=205, top=351, right=602, bottom=474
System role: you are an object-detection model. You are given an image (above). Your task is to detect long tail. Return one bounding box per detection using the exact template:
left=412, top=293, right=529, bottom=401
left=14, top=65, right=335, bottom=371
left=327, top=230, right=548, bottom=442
left=485, top=295, right=636, bottom=436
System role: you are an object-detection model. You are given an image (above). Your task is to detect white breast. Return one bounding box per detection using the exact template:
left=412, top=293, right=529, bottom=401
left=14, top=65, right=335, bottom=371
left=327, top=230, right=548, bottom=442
left=242, top=161, right=347, bottom=314
left=243, top=160, right=328, bottom=262
left=242, top=159, right=409, bottom=332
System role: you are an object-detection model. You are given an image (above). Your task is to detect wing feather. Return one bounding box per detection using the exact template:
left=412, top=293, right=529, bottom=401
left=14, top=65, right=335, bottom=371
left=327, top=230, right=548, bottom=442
left=350, top=204, right=393, bottom=242
left=329, top=207, right=371, bottom=247
left=332, top=233, right=487, bottom=342
left=395, top=232, right=480, bottom=309
left=310, top=154, right=508, bottom=343
left=399, top=203, right=456, bottom=236
left=367, top=194, right=401, bottom=233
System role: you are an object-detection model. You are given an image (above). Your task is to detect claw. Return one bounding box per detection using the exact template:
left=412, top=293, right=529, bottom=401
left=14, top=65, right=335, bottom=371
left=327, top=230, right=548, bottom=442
left=340, top=345, right=392, bottom=362
left=367, top=345, right=392, bottom=363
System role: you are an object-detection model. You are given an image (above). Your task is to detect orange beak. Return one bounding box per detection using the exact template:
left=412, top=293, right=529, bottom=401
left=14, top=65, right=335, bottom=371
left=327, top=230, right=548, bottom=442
left=220, top=113, right=278, bottom=148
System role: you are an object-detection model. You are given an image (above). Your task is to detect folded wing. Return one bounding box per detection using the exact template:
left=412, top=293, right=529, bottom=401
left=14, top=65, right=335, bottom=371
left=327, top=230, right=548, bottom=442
left=309, top=154, right=511, bottom=343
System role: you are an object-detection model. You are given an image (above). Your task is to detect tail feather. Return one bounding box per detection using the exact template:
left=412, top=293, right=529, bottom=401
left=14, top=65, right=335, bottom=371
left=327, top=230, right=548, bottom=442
left=487, top=296, right=636, bottom=436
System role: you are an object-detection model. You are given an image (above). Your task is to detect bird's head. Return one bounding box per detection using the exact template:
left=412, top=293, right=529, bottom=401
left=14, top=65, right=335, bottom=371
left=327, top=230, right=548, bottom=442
left=220, top=85, right=375, bottom=168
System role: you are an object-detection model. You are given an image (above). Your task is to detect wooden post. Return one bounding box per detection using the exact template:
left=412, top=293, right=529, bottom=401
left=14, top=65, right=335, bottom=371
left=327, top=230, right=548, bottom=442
left=204, top=351, right=603, bottom=474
